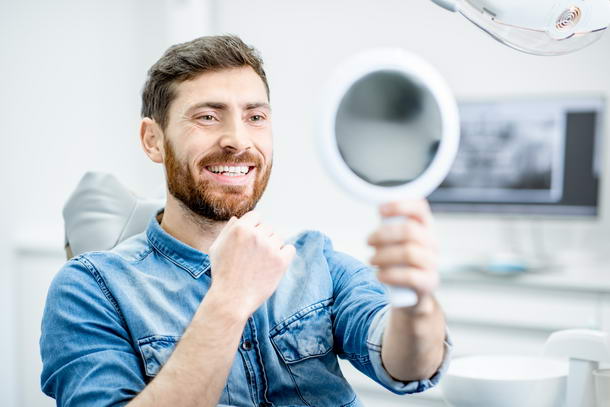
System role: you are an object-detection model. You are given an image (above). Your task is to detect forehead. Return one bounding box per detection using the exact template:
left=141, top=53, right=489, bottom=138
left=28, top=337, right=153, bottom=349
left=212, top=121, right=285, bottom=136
left=172, top=66, right=268, bottom=109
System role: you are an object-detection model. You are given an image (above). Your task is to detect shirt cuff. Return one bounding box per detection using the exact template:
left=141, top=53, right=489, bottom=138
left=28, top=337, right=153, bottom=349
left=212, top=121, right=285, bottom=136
left=366, top=304, right=453, bottom=394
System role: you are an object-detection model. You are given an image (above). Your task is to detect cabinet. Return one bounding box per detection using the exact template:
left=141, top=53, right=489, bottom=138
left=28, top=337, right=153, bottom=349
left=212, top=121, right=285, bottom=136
left=14, top=244, right=64, bottom=407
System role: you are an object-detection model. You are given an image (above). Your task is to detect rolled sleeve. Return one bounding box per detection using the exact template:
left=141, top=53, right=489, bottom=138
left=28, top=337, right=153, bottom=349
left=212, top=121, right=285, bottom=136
left=40, top=256, right=146, bottom=406
left=366, top=305, right=453, bottom=394
left=323, top=233, right=452, bottom=395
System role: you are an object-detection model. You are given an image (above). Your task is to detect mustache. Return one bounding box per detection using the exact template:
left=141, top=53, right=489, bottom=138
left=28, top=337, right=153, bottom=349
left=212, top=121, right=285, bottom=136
left=196, top=150, right=262, bottom=171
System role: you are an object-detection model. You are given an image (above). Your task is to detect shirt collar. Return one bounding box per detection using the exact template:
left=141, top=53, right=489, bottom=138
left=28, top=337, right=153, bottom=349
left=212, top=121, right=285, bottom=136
left=146, top=212, right=211, bottom=279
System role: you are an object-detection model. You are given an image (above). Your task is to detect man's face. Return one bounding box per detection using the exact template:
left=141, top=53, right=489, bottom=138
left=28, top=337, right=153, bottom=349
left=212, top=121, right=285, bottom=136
left=162, top=66, right=273, bottom=221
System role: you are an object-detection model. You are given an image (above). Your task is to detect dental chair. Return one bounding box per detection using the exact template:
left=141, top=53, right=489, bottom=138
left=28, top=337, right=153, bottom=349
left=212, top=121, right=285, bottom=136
left=63, top=172, right=163, bottom=259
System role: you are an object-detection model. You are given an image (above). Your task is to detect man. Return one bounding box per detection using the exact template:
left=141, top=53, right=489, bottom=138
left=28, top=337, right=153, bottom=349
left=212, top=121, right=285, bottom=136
left=40, top=35, right=450, bottom=407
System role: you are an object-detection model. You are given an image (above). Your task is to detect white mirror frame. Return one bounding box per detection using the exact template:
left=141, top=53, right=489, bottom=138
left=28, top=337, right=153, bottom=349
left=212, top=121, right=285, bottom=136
left=319, top=48, right=461, bottom=204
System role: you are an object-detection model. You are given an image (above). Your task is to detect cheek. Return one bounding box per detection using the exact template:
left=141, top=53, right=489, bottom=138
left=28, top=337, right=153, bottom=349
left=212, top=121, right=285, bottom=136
left=182, top=133, right=216, bottom=167
left=169, top=146, right=198, bottom=177
left=255, top=134, right=273, bottom=163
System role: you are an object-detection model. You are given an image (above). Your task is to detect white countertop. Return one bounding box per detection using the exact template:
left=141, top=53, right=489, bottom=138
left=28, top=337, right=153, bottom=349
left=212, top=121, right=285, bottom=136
left=440, top=264, right=610, bottom=293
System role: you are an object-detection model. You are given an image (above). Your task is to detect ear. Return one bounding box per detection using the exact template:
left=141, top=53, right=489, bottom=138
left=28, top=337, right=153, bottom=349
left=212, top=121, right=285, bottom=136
left=140, top=118, right=164, bottom=163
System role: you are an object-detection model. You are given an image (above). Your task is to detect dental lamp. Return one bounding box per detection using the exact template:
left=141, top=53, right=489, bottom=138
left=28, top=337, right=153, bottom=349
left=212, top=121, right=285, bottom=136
left=430, top=0, right=610, bottom=55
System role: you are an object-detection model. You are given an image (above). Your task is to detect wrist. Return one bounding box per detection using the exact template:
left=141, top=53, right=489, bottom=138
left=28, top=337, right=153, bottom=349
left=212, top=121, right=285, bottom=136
left=390, top=299, right=445, bottom=342
left=391, top=295, right=442, bottom=332
left=409, top=294, right=437, bottom=316
left=197, top=288, right=251, bottom=326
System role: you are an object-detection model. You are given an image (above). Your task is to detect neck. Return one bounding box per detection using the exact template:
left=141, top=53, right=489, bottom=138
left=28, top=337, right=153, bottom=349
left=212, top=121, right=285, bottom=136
left=160, top=194, right=227, bottom=253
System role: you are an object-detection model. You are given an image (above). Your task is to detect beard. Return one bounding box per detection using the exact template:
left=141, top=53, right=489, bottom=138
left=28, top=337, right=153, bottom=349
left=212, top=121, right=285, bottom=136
left=164, top=138, right=272, bottom=221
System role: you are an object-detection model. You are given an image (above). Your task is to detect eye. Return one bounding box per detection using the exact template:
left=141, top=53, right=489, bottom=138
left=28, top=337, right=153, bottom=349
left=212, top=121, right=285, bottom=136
left=250, top=114, right=265, bottom=122
left=198, top=114, right=216, bottom=121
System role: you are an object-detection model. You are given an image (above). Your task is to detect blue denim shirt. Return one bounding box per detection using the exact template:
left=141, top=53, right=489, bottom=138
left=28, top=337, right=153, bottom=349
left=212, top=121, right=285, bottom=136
left=40, top=215, right=450, bottom=406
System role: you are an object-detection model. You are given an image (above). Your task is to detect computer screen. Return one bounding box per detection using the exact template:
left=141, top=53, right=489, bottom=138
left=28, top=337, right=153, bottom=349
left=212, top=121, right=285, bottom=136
left=429, top=96, right=604, bottom=216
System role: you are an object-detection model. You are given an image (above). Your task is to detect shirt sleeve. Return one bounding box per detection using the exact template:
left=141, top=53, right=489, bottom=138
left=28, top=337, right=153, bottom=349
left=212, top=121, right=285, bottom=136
left=323, top=234, right=452, bottom=395
left=367, top=305, right=453, bottom=393
left=40, top=256, right=146, bottom=406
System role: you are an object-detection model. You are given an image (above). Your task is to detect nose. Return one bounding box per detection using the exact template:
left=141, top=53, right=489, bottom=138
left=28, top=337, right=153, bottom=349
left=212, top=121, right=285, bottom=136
left=218, top=118, right=252, bottom=153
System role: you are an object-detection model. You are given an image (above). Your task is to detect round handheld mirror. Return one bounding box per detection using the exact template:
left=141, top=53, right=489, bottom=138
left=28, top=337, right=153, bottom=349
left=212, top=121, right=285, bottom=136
left=320, top=49, right=460, bottom=307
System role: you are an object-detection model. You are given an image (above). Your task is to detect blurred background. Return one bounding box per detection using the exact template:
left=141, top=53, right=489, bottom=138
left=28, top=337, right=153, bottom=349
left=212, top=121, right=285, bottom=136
left=1, top=0, right=609, bottom=406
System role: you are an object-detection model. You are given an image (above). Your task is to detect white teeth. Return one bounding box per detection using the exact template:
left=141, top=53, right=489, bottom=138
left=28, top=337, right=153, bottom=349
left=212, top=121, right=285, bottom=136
left=207, top=165, right=250, bottom=175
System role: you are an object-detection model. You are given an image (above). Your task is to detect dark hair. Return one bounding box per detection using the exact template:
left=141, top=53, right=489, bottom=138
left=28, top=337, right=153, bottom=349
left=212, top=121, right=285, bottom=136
left=141, top=35, right=269, bottom=129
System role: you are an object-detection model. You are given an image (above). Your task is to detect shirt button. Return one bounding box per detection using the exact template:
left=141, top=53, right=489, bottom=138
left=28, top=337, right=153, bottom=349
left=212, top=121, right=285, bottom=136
left=241, top=340, right=253, bottom=351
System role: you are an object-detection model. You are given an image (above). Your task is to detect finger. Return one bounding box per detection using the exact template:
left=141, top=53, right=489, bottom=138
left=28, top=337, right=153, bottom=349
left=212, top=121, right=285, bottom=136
left=380, top=199, right=433, bottom=226
left=377, top=266, right=439, bottom=294
left=238, top=211, right=262, bottom=228
left=268, top=234, right=286, bottom=250
left=367, top=220, right=435, bottom=248
left=255, top=223, right=275, bottom=238
left=279, top=243, right=296, bottom=264
left=370, top=243, right=437, bottom=270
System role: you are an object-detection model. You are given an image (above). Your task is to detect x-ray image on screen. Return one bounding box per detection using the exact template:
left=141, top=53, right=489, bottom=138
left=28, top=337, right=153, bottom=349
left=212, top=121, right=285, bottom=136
left=435, top=101, right=566, bottom=203
left=429, top=96, right=604, bottom=216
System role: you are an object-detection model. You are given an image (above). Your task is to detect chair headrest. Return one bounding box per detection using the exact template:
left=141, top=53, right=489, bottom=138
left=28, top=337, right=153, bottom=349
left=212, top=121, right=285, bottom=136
left=63, top=172, right=164, bottom=257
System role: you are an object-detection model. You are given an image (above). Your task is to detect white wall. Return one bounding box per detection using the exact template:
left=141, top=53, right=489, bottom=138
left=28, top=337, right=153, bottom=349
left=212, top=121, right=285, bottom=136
left=0, top=1, right=169, bottom=405
left=1, top=0, right=167, bottom=241
left=0, top=1, right=221, bottom=403
left=213, top=0, right=610, bottom=265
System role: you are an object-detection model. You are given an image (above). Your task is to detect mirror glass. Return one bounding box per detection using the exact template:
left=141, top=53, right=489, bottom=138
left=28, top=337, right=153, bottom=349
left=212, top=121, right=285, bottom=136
left=335, top=70, right=443, bottom=187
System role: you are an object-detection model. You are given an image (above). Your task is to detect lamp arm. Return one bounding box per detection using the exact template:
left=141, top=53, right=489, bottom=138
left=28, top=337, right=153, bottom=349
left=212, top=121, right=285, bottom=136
left=429, top=0, right=457, bottom=12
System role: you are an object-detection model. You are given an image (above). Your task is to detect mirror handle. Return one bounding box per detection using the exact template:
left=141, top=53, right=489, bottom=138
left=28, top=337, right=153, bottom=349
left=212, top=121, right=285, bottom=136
left=382, top=216, right=419, bottom=308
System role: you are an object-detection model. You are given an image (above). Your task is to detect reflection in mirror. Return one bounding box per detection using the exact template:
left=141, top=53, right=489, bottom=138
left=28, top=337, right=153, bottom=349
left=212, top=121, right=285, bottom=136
left=335, top=70, right=442, bottom=186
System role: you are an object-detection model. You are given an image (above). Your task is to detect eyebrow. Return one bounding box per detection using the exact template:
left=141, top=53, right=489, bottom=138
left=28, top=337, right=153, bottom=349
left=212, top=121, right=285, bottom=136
left=186, top=101, right=271, bottom=115
left=245, top=102, right=271, bottom=111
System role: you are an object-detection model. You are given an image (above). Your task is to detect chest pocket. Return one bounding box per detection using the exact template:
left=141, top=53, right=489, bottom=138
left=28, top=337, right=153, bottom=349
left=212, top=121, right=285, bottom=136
left=270, top=300, right=356, bottom=407
left=137, top=335, right=180, bottom=377
left=137, top=335, right=235, bottom=406
left=271, top=300, right=334, bottom=362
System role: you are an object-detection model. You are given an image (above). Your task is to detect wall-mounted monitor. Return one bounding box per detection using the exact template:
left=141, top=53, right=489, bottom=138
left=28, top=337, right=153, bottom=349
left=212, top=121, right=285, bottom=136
left=429, top=96, right=604, bottom=217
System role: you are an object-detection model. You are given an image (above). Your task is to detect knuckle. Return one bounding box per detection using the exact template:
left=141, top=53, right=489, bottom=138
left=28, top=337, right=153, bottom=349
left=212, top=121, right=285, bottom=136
left=429, top=255, right=439, bottom=271
left=369, top=254, right=380, bottom=266
left=287, top=245, right=297, bottom=259
left=258, top=232, right=271, bottom=246
left=398, top=269, right=416, bottom=286
left=273, top=252, right=288, bottom=269
left=402, top=222, right=413, bottom=240
left=233, top=222, right=248, bottom=235
left=402, top=244, right=414, bottom=263
left=254, top=226, right=266, bottom=238
left=368, top=232, right=379, bottom=246
left=406, top=271, right=419, bottom=287
left=429, top=271, right=440, bottom=289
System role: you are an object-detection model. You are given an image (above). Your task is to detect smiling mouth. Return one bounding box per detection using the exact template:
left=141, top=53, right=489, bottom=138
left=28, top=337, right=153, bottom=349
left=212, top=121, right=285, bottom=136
left=205, top=164, right=255, bottom=177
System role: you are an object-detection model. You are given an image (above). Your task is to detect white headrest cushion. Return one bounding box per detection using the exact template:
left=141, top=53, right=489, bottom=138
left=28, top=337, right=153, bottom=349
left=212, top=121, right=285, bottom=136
left=63, top=172, right=163, bottom=256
